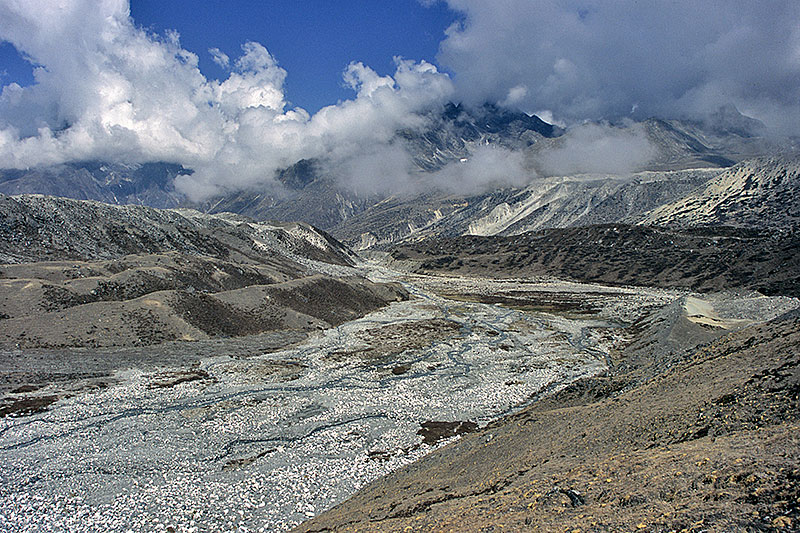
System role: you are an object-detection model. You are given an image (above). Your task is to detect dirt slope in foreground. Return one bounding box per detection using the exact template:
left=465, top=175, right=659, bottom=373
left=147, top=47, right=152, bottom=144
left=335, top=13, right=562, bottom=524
left=296, top=311, right=800, bottom=532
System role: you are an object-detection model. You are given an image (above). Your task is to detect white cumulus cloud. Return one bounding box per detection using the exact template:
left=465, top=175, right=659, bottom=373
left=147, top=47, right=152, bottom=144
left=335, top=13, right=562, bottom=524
left=0, top=0, right=456, bottom=200
left=2, top=0, right=797, bottom=203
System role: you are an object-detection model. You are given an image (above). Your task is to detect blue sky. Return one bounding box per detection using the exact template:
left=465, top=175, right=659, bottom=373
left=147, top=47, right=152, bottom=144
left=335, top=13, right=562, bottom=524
left=0, top=41, right=33, bottom=86
left=1, top=0, right=458, bottom=114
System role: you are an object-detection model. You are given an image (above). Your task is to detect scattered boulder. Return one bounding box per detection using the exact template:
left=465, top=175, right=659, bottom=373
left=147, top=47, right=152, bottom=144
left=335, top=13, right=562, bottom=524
left=417, top=420, right=479, bottom=445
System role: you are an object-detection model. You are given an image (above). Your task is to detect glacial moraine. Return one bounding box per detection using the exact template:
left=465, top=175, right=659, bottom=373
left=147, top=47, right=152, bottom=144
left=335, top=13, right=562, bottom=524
left=3, top=264, right=792, bottom=532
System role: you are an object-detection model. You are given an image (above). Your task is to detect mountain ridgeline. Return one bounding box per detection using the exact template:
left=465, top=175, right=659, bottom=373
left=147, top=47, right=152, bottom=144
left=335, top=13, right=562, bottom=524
left=2, top=102, right=792, bottom=247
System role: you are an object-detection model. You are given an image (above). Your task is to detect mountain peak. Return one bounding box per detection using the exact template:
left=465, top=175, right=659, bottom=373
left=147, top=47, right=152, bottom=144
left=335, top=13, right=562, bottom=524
left=443, top=102, right=560, bottom=139
left=702, top=104, right=766, bottom=138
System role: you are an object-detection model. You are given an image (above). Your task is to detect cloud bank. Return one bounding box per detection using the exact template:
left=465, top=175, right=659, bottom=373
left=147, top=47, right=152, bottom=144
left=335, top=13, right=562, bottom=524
left=0, top=0, right=798, bottom=201
left=431, top=145, right=532, bottom=195
left=437, top=0, right=800, bottom=134
left=537, top=122, right=657, bottom=177
left=0, top=0, right=455, bottom=199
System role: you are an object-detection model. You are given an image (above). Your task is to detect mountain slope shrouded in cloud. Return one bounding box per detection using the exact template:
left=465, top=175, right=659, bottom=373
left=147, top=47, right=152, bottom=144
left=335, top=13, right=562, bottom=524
left=0, top=0, right=798, bottom=201
left=435, top=0, right=800, bottom=133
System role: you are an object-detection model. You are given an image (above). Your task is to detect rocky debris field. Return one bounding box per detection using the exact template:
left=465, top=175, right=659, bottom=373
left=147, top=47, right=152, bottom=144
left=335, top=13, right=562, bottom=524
left=1, top=256, right=798, bottom=532
left=0, top=269, right=638, bottom=532
left=296, top=299, right=800, bottom=533
left=390, top=224, right=800, bottom=298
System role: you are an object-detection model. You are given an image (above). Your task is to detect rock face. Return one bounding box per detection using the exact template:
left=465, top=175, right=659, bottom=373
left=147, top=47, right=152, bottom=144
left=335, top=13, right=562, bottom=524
left=400, top=102, right=560, bottom=172
left=332, top=154, right=800, bottom=251
left=638, top=114, right=766, bottom=170
left=332, top=169, right=720, bottom=249
left=641, top=156, right=800, bottom=229
left=0, top=194, right=407, bottom=349
left=199, top=106, right=787, bottom=247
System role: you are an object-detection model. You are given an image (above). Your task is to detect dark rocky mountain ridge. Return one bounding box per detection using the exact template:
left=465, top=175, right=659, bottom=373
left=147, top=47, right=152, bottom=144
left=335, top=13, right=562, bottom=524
left=196, top=102, right=564, bottom=229
left=390, top=224, right=800, bottom=298
left=0, top=193, right=354, bottom=266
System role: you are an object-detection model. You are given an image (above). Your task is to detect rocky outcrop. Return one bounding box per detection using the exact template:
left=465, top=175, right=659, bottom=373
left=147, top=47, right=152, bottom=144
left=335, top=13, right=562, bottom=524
left=0, top=194, right=356, bottom=266
left=641, top=156, right=800, bottom=229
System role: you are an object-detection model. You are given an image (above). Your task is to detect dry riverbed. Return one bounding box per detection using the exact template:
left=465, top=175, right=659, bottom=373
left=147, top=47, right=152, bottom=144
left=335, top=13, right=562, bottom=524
left=1, top=266, right=795, bottom=531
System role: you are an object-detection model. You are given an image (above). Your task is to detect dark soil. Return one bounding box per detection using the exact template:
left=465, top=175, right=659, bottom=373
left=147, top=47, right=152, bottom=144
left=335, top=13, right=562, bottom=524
left=392, top=224, right=800, bottom=298
left=147, top=369, right=214, bottom=389
left=324, top=318, right=462, bottom=364
left=0, top=394, right=59, bottom=417
left=170, top=291, right=282, bottom=337
left=439, top=290, right=604, bottom=316
left=417, top=421, right=479, bottom=445
left=263, top=276, right=409, bottom=328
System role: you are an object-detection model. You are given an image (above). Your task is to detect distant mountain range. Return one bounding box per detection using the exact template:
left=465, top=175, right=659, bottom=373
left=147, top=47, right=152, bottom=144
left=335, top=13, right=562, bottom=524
left=342, top=154, right=800, bottom=250
left=1, top=103, right=796, bottom=250
left=0, top=161, right=188, bottom=208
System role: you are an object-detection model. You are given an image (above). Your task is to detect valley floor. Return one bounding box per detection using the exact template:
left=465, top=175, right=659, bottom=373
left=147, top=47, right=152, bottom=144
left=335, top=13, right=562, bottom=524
left=0, top=266, right=619, bottom=531
left=1, top=263, right=796, bottom=532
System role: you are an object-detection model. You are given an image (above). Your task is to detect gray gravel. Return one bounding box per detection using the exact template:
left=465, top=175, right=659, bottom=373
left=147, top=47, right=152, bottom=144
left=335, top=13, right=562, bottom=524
left=0, top=269, right=707, bottom=532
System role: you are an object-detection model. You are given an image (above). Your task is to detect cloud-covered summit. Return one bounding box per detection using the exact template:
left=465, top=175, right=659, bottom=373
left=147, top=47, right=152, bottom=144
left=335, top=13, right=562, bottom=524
left=0, top=0, right=798, bottom=200
left=436, top=0, right=800, bottom=133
